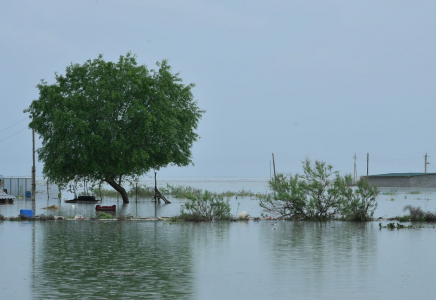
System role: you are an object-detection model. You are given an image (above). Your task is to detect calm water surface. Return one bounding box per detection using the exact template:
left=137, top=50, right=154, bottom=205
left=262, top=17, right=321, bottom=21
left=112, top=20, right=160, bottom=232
left=1, top=179, right=436, bottom=299
left=1, top=221, right=436, bottom=299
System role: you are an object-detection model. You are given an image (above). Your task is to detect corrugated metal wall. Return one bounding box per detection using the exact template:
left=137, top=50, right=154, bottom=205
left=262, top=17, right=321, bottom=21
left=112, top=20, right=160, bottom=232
left=366, top=174, right=436, bottom=188
left=1, top=177, right=32, bottom=197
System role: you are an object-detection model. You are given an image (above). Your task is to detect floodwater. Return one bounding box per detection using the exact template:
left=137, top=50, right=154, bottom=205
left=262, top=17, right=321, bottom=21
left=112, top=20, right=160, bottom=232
left=2, top=178, right=436, bottom=219
left=1, top=179, right=436, bottom=299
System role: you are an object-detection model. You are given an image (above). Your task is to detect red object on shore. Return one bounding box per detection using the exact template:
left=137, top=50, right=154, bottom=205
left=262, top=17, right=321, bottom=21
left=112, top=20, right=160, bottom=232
left=95, top=205, right=116, bottom=211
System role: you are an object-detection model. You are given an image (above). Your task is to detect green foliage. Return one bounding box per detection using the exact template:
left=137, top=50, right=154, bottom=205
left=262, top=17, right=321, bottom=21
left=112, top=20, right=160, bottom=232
left=18, top=214, right=29, bottom=221
left=383, top=189, right=398, bottom=195
left=403, top=205, right=436, bottom=222
left=92, top=184, right=262, bottom=200
left=160, top=184, right=202, bottom=200
left=161, top=184, right=257, bottom=199
left=98, top=212, right=114, bottom=219
left=386, top=222, right=396, bottom=229
left=259, top=159, right=379, bottom=221
left=397, top=215, right=411, bottom=222
left=380, top=222, right=415, bottom=229
left=25, top=53, right=203, bottom=203
left=180, top=191, right=232, bottom=221
left=91, top=184, right=155, bottom=198
left=340, top=177, right=379, bottom=221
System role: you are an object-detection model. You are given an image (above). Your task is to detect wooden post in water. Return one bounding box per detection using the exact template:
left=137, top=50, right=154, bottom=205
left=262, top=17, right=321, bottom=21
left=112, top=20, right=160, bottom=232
left=153, top=172, right=171, bottom=204
left=353, top=153, right=357, bottom=182
left=154, top=172, right=157, bottom=203
left=425, top=153, right=429, bottom=173
left=154, top=171, right=157, bottom=217
left=272, top=153, right=276, bottom=179
left=367, top=153, right=369, bottom=178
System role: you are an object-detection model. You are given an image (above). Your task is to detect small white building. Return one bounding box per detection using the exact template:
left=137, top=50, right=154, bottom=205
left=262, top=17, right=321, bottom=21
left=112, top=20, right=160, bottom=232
left=0, top=176, right=32, bottom=197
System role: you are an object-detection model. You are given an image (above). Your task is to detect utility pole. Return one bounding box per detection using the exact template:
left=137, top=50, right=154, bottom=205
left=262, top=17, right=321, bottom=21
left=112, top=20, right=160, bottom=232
left=353, top=154, right=357, bottom=182
left=272, top=153, right=276, bottom=179
left=31, top=129, right=36, bottom=202
left=425, top=153, right=430, bottom=173
left=367, top=153, right=369, bottom=178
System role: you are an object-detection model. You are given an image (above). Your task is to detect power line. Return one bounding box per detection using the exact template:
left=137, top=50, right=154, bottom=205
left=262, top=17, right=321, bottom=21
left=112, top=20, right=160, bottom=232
left=0, top=117, right=28, bottom=133
left=0, top=127, right=28, bottom=142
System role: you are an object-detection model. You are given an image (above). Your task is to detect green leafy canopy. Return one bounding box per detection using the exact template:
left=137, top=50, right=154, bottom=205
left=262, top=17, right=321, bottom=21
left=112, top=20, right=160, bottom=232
left=25, top=53, right=204, bottom=202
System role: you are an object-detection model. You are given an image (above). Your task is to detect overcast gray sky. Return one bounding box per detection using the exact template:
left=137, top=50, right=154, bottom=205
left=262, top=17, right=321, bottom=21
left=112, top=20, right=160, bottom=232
left=1, top=0, right=436, bottom=179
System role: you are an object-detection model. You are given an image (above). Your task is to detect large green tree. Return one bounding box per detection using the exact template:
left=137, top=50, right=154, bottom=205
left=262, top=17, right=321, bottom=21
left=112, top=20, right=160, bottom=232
left=25, top=53, right=203, bottom=203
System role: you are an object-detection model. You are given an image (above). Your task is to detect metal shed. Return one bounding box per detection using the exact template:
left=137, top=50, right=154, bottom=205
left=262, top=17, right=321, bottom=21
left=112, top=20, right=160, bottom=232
left=0, top=176, right=32, bottom=197
left=365, top=173, right=436, bottom=188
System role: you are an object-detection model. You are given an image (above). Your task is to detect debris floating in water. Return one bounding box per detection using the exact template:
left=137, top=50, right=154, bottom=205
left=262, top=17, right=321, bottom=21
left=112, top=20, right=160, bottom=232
left=42, top=205, right=59, bottom=210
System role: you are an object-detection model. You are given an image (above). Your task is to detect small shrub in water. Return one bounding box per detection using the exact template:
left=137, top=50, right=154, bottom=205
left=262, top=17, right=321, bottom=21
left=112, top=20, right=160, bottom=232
left=98, top=212, right=114, bottom=219
left=386, top=222, right=396, bottom=229
left=384, top=189, right=398, bottom=195
left=260, top=160, right=379, bottom=221
left=19, top=214, right=28, bottom=221
left=397, top=215, right=411, bottom=222
left=403, top=205, right=436, bottom=222
left=180, top=191, right=232, bottom=221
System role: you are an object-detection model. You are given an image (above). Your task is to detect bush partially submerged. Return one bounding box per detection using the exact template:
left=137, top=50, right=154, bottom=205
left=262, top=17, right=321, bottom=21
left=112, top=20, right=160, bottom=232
left=259, top=159, right=379, bottom=221
left=341, top=178, right=379, bottom=221
left=403, top=205, right=436, bottom=222
left=179, top=191, right=232, bottom=221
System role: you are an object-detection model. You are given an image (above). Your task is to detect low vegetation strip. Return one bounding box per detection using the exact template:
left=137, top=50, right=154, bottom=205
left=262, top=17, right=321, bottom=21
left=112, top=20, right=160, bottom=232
left=91, top=184, right=262, bottom=200
left=398, top=205, right=436, bottom=222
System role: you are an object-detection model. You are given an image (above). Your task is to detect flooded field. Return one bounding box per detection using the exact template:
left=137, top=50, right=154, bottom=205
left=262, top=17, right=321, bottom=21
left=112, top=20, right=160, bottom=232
left=1, top=179, right=436, bottom=299
left=1, top=178, right=436, bottom=219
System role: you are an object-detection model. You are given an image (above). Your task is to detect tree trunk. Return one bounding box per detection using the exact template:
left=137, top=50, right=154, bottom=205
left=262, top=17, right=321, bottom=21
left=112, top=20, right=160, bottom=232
left=106, top=178, right=129, bottom=203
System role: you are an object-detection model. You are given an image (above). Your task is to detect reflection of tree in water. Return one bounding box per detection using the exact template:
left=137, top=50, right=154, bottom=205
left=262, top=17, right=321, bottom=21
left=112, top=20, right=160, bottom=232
left=33, top=221, right=194, bottom=299
left=262, top=221, right=377, bottom=295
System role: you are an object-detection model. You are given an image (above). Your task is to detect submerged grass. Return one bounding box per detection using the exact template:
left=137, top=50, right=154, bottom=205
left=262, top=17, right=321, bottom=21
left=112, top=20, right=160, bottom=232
left=160, top=184, right=202, bottom=200
left=392, top=205, right=436, bottom=223
left=92, top=184, right=266, bottom=200
left=379, top=222, right=432, bottom=229
left=383, top=189, right=398, bottom=195
left=403, top=205, right=436, bottom=222
left=91, top=185, right=155, bottom=198
left=98, top=212, right=115, bottom=219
